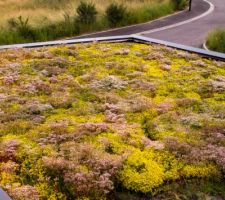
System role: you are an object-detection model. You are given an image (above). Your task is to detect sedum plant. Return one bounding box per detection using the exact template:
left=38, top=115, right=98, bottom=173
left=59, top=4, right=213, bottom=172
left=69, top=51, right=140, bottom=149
left=0, top=42, right=224, bottom=199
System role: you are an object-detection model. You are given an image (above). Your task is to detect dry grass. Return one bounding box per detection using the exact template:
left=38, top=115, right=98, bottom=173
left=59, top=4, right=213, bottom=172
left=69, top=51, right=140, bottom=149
left=0, top=0, right=166, bottom=27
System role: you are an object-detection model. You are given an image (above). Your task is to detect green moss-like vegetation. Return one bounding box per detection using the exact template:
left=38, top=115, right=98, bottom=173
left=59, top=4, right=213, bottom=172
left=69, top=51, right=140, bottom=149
left=0, top=42, right=225, bottom=199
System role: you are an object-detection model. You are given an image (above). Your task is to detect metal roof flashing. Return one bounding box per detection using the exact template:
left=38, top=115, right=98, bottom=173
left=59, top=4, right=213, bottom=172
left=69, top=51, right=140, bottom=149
left=0, top=188, right=11, bottom=200
left=0, top=35, right=225, bottom=62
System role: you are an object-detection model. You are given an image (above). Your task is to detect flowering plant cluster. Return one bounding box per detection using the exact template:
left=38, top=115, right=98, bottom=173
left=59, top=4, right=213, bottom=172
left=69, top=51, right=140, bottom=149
left=0, top=42, right=225, bottom=199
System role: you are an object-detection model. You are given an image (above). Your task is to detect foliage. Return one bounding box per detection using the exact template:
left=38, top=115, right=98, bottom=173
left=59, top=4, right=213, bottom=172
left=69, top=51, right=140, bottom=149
left=142, top=115, right=158, bottom=140
left=171, top=0, right=187, bottom=10
left=8, top=16, right=36, bottom=40
left=10, top=185, right=39, bottom=200
left=119, top=150, right=165, bottom=193
left=76, top=1, right=98, bottom=24
left=0, top=0, right=184, bottom=45
left=0, top=42, right=224, bottom=199
left=181, top=162, right=221, bottom=178
left=152, top=179, right=225, bottom=200
left=106, top=3, right=127, bottom=27
left=206, top=28, right=225, bottom=53
left=42, top=142, right=123, bottom=199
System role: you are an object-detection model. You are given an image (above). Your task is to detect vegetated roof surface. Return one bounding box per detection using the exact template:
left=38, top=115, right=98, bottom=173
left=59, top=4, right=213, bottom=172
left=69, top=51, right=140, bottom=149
left=0, top=42, right=225, bottom=200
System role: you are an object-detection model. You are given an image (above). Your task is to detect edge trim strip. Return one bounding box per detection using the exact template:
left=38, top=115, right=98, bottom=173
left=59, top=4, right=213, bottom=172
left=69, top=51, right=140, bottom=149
left=0, top=35, right=225, bottom=61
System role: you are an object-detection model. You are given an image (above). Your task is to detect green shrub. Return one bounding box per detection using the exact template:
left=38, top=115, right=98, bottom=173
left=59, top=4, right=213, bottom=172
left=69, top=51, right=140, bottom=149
left=106, top=3, right=127, bottom=27
left=172, top=0, right=187, bottom=10
left=37, top=13, right=79, bottom=40
left=206, top=29, right=225, bottom=53
left=8, top=16, right=36, bottom=40
left=76, top=1, right=98, bottom=24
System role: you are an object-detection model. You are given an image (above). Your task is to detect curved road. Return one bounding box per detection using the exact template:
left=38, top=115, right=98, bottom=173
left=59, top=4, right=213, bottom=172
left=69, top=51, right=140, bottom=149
left=72, top=0, right=225, bottom=48
left=144, top=0, right=225, bottom=47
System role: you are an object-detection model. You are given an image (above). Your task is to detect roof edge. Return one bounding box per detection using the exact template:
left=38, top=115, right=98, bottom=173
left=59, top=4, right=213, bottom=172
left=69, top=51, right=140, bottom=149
left=132, top=35, right=225, bottom=61
left=0, top=35, right=132, bottom=50
left=0, top=188, right=12, bottom=200
left=0, top=34, right=225, bottom=61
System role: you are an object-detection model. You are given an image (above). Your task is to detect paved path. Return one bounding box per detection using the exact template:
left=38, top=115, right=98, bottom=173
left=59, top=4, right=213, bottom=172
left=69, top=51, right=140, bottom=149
left=71, top=0, right=225, bottom=48
left=72, top=0, right=209, bottom=39
left=144, top=0, right=225, bottom=47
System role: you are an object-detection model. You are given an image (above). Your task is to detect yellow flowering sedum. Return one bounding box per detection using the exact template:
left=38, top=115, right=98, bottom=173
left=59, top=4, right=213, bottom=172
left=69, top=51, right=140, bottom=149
left=0, top=42, right=224, bottom=199
left=119, top=150, right=164, bottom=193
left=182, top=162, right=221, bottom=178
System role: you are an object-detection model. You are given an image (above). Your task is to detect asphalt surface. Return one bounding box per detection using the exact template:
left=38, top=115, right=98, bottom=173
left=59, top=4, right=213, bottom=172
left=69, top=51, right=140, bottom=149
left=71, top=0, right=225, bottom=48
left=144, top=0, right=225, bottom=47
left=72, top=0, right=209, bottom=39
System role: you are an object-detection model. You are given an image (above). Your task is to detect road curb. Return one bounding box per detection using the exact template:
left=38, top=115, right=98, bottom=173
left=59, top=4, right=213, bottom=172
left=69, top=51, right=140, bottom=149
left=139, top=0, right=214, bottom=35
left=202, top=41, right=221, bottom=54
left=203, top=41, right=210, bottom=51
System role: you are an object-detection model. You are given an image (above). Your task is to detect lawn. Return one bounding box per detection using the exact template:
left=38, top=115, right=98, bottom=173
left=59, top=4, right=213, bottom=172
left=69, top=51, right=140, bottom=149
left=0, top=41, right=225, bottom=199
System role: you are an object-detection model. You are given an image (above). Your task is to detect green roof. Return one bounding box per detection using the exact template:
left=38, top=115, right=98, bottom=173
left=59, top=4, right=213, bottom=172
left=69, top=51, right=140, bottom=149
left=0, top=42, right=225, bottom=199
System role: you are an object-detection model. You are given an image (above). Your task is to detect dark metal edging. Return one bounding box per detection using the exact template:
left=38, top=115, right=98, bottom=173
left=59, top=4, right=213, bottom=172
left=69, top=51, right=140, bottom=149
left=0, top=35, right=132, bottom=50
left=132, top=35, right=225, bottom=61
left=0, top=188, right=12, bottom=200
left=0, top=34, right=225, bottom=61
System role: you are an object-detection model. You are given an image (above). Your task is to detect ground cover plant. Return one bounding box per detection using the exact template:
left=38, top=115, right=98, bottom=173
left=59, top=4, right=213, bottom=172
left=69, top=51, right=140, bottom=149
left=0, top=41, right=225, bottom=199
left=0, top=0, right=187, bottom=45
left=206, top=28, right=225, bottom=53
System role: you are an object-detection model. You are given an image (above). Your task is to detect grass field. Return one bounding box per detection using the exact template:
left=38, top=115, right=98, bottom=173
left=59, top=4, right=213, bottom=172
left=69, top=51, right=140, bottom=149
left=0, top=0, right=171, bottom=28
left=0, top=0, right=186, bottom=45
